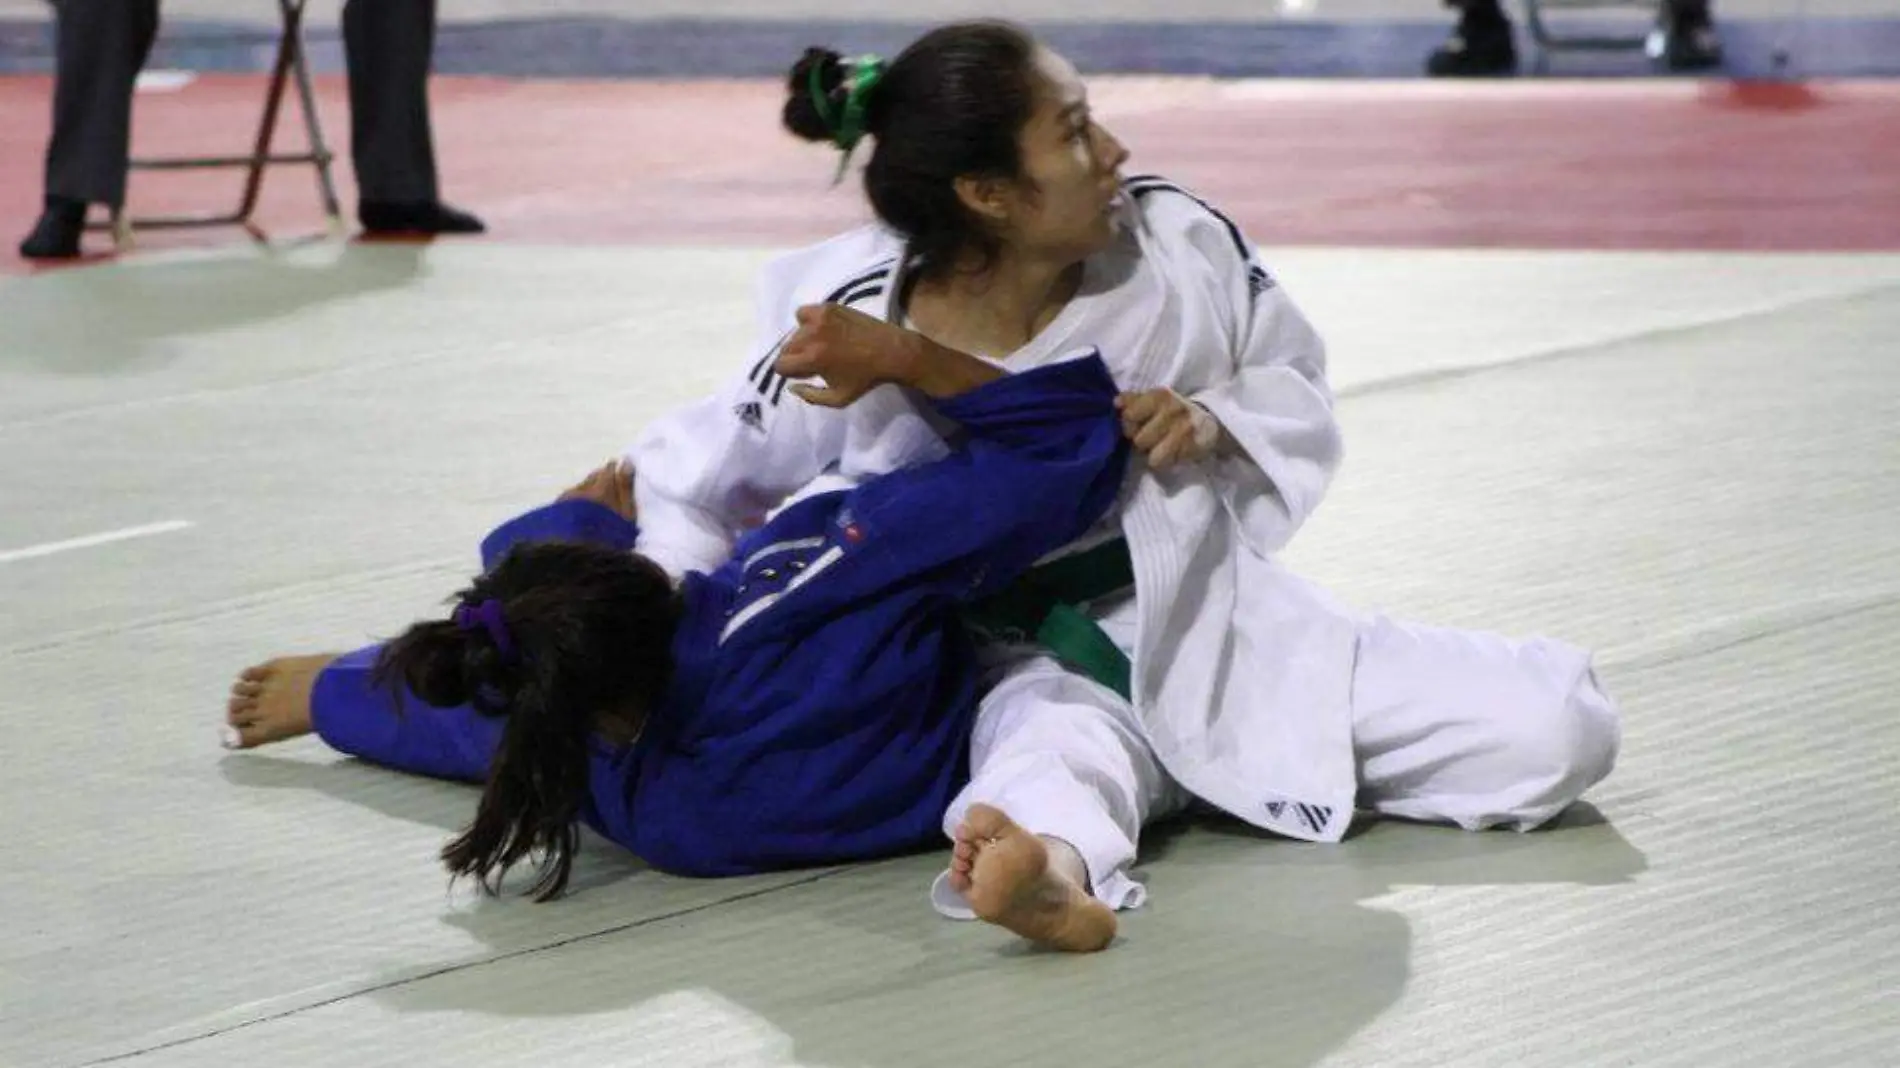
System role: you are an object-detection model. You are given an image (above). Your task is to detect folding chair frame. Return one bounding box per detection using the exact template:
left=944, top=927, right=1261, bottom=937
left=1520, top=0, right=1663, bottom=73
left=93, top=0, right=343, bottom=248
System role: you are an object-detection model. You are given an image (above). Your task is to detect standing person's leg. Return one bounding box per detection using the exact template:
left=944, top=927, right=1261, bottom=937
left=1425, top=0, right=1518, bottom=78
left=1656, top=0, right=1724, bottom=71
left=1350, top=614, right=1620, bottom=830
left=20, top=0, right=160, bottom=258
left=1424, top=0, right=1721, bottom=76
left=340, top=0, right=483, bottom=235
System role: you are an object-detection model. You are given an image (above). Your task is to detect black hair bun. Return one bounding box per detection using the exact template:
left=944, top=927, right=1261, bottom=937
left=783, top=47, right=847, bottom=145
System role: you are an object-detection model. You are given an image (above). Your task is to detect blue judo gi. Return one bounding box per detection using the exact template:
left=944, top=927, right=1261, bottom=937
left=308, top=354, right=1130, bottom=877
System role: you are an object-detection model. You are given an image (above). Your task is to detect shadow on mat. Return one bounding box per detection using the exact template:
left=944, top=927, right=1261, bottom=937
left=0, top=241, right=427, bottom=374
left=213, top=692, right=1643, bottom=1068
left=1173, top=800, right=1647, bottom=891
left=218, top=751, right=474, bottom=835
left=351, top=801, right=1642, bottom=1068
left=362, top=840, right=1411, bottom=1068
left=216, top=750, right=652, bottom=894
left=217, top=712, right=1638, bottom=1068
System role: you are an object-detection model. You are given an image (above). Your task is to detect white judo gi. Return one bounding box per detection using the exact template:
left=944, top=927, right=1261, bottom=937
left=627, top=176, right=1621, bottom=914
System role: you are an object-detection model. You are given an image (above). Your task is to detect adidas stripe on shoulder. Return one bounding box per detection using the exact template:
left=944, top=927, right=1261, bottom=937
left=1124, top=175, right=1275, bottom=299
left=746, top=257, right=897, bottom=409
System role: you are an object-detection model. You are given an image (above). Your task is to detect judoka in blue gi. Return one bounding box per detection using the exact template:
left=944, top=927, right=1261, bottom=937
left=223, top=313, right=1127, bottom=950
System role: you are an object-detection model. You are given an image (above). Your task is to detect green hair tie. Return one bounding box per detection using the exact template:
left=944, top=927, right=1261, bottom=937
left=809, top=54, right=884, bottom=182
left=835, top=55, right=883, bottom=152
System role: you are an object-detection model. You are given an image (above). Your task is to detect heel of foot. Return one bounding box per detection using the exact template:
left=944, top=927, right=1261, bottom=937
left=1053, top=887, right=1118, bottom=953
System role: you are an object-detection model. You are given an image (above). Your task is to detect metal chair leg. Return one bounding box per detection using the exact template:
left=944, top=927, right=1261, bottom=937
left=98, top=0, right=340, bottom=241
left=1521, top=0, right=1660, bottom=72
left=281, top=0, right=345, bottom=234
left=233, top=2, right=300, bottom=225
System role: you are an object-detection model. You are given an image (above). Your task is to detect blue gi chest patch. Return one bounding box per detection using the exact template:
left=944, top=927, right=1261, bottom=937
left=719, top=535, right=848, bottom=644
left=835, top=508, right=865, bottom=545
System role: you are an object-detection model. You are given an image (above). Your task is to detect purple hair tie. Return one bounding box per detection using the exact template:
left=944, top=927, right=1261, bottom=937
left=453, top=598, right=516, bottom=660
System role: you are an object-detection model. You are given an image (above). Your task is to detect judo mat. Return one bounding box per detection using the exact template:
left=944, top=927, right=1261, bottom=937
left=3, top=6, right=1899, bottom=1065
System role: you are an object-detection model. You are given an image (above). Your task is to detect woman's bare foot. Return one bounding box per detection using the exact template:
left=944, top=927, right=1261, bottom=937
left=948, top=804, right=1117, bottom=953
left=223, top=654, right=338, bottom=749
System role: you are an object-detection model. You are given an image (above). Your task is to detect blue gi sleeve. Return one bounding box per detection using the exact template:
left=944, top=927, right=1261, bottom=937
left=722, top=352, right=1128, bottom=644
left=310, top=644, right=636, bottom=847
left=309, top=645, right=502, bottom=782
left=310, top=498, right=642, bottom=784
left=479, top=498, right=641, bottom=572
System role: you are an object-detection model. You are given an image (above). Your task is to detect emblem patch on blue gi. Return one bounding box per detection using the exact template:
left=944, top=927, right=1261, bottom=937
left=835, top=507, right=864, bottom=544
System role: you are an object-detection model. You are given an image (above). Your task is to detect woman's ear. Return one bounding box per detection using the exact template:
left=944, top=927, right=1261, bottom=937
left=953, top=174, right=1014, bottom=226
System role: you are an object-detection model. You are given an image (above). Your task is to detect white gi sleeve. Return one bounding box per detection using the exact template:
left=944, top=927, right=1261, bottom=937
left=1164, top=190, right=1343, bottom=558
left=623, top=267, right=850, bottom=579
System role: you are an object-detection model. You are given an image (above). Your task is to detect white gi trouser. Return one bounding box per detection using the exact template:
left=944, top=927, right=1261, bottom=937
left=931, top=582, right=1622, bottom=917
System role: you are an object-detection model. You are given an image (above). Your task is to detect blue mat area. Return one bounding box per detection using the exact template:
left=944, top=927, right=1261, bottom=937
left=0, top=16, right=1894, bottom=79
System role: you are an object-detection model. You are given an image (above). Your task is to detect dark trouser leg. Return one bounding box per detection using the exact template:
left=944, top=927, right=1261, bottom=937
left=1659, top=0, right=1723, bottom=70
left=341, top=0, right=439, bottom=203
left=43, top=0, right=161, bottom=208
left=1426, top=0, right=1517, bottom=76
left=1446, top=0, right=1509, bottom=24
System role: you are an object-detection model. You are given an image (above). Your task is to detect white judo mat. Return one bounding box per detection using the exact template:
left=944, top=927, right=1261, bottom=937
left=2, top=242, right=1897, bottom=1068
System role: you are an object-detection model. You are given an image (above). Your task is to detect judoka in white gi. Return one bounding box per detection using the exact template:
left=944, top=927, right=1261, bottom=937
left=632, top=22, right=1621, bottom=951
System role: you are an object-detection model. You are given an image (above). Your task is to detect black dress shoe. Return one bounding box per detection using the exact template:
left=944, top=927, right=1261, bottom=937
left=1427, top=15, right=1518, bottom=77
left=18, top=196, right=88, bottom=260
left=358, top=200, right=487, bottom=236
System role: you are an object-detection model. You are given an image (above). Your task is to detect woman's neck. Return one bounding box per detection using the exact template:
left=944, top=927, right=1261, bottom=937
left=906, top=249, right=1084, bottom=360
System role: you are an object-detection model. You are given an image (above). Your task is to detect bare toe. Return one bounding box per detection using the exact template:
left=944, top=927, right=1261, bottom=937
left=961, top=803, right=1012, bottom=841
left=220, top=654, right=336, bottom=750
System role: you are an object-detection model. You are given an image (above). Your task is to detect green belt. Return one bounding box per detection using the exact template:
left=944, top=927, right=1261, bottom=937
left=967, top=537, right=1135, bottom=700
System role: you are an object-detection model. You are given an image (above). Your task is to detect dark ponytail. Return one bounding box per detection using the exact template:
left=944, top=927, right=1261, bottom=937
left=375, top=619, right=475, bottom=709
left=373, top=541, right=681, bottom=901
left=781, top=23, right=1042, bottom=278
left=440, top=646, right=594, bottom=901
